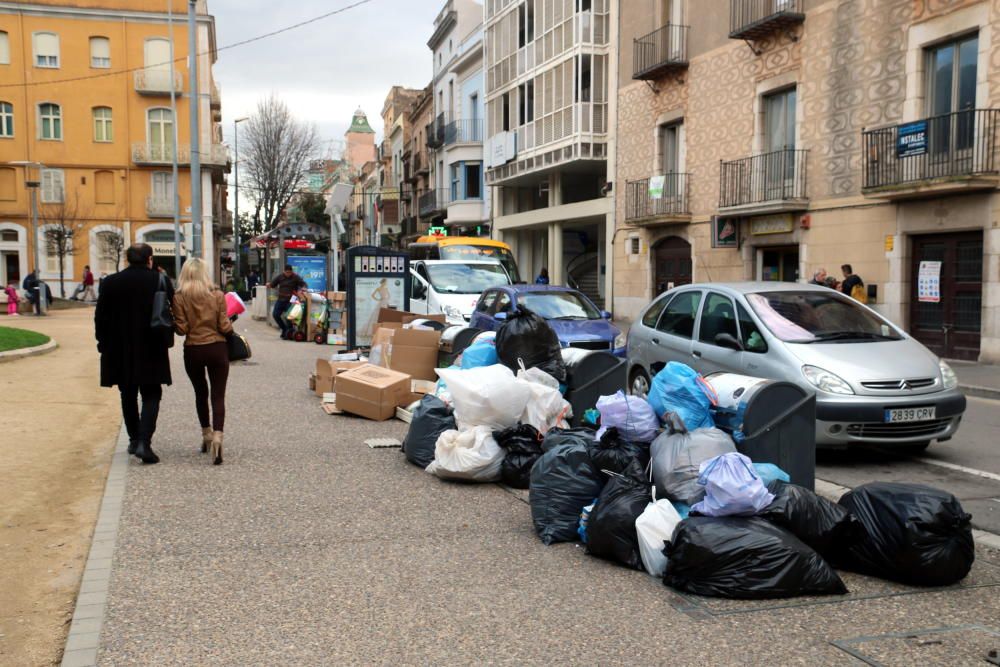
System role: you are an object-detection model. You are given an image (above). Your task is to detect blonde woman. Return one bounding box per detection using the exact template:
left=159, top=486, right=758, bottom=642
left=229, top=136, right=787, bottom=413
left=173, top=258, right=233, bottom=464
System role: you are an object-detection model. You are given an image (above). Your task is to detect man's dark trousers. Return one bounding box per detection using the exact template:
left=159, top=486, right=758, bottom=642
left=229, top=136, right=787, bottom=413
left=119, top=384, right=163, bottom=445
left=272, top=299, right=290, bottom=337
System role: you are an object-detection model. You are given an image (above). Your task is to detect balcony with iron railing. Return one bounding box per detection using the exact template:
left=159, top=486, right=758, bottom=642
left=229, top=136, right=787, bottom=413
left=624, top=174, right=691, bottom=225
left=145, top=196, right=174, bottom=218
left=132, top=143, right=190, bottom=165
left=861, top=109, right=1000, bottom=199
left=418, top=188, right=449, bottom=217
left=202, top=143, right=232, bottom=168
left=442, top=118, right=484, bottom=146
left=426, top=113, right=446, bottom=149
left=134, top=69, right=184, bottom=96
left=719, top=148, right=808, bottom=213
left=633, top=24, right=689, bottom=80
left=729, top=0, right=805, bottom=41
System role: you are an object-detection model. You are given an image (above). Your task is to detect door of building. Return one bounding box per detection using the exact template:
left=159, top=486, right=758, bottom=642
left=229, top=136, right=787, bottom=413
left=910, top=231, right=982, bottom=360
left=759, top=245, right=798, bottom=282
left=653, top=236, right=692, bottom=296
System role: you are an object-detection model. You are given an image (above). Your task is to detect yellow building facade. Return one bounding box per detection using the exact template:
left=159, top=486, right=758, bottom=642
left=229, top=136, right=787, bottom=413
left=0, top=0, right=227, bottom=296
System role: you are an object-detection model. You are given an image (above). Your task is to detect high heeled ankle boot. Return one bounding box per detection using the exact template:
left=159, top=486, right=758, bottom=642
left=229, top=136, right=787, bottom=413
left=201, top=427, right=213, bottom=454
left=210, top=431, right=224, bottom=465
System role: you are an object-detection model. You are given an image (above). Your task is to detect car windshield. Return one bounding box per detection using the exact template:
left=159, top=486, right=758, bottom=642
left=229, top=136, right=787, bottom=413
left=424, top=263, right=510, bottom=294
left=439, top=245, right=521, bottom=283
left=746, top=291, right=902, bottom=343
left=521, top=291, right=602, bottom=320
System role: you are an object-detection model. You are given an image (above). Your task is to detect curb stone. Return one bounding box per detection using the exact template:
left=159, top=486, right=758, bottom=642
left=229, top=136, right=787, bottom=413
left=0, top=339, right=57, bottom=363
left=958, top=383, right=1000, bottom=401
left=60, top=423, right=129, bottom=667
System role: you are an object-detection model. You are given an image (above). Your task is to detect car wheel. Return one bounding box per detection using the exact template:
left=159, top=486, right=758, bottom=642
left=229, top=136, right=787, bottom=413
left=630, top=367, right=651, bottom=398
left=899, top=441, right=931, bottom=456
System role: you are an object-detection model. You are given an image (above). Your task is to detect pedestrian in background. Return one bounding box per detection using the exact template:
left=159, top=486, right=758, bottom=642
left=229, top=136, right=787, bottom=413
left=81, top=265, right=97, bottom=302
left=95, top=244, right=172, bottom=465
left=173, top=257, right=233, bottom=465
left=5, top=279, right=20, bottom=316
left=841, top=264, right=866, bottom=302
left=535, top=267, right=550, bottom=285
left=246, top=268, right=260, bottom=295
left=810, top=268, right=828, bottom=286
left=269, top=264, right=306, bottom=339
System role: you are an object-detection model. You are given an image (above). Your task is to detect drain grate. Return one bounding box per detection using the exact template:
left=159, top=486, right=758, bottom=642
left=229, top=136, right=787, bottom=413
left=830, top=625, right=1000, bottom=666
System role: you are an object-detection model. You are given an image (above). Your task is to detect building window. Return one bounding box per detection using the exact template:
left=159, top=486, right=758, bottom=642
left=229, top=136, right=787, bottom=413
left=926, top=33, right=978, bottom=153
left=90, top=36, right=110, bottom=68
left=33, top=32, right=59, bottom=68
left=518, top=0, right=535, bottom=47
left=501, top=91, right=511, bottom=131
left=0, top=167, right=15, bottom=200
left=147, top=108, right=174, bottom=160
left=763, top=87, right=796, bottom=152
left=464, top=163, right=482, bottom=199
left=0, top=101, right=12, bottom=137
left=659, top=121, right=682, bottom=174
left=1, top=229, right=16, bottom=242
left=40, top=168, right=64, bottom=204
left=576, top=54, right=592, bottom=102
left=95, top=170, right=114, bottom=204
left=38, top=103, right=61, bottom=140
left=518, top=81, right=534, bottom=125
left=95, top=231, right=120, bottom=274
left=93, top=107, right=112, bottom=142
left=0, top=31, right=9, bottom=65
left=451, top=163, right=461, bottom=201
left=151, top=171, right=174, bottom=204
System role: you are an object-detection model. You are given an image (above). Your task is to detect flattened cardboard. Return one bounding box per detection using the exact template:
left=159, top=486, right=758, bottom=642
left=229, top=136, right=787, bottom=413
left=334, top=364, right=412, bottom=421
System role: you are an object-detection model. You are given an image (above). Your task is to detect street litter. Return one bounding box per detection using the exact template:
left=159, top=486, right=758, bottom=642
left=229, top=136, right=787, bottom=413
left=587, top=427, right=649, bottom=475
left=595, top=391, right=660, bottom=443
left=689, top=452, right=774, bottom=517
left=495, top=307, right=567, bottom=384
left=426, top=426, right=504, bottom=482
left=759, top=480, right=863, bottom=560
left=648, top=361, right=717, bottom=431
left=436, top=365, right=531, bottom=431
left=530, top=439, right=605, bottom=545
left=494, top=424, right=543, bottom=489
left=586, top=463, right=651, bottom=570
left=635, top=493, right=683, bottom=578
left=365, top=438, right=401, bottom=449
left=402, top=395, right=455, bottom=469
left=649, top=417, right=736, bottom=505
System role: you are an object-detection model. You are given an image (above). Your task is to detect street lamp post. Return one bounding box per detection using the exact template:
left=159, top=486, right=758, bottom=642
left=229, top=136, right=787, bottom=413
left=25, top=179, right=44, bottom=316
left=233, top=116, right=249, bottom=287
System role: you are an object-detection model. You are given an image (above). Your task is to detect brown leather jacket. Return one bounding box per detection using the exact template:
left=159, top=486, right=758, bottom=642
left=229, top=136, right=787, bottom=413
left=173, top=290, right=233, bottom=346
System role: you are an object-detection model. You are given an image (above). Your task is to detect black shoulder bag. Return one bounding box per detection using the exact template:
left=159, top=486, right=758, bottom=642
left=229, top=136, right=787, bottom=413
left=151, top=272, right=175, bottom=348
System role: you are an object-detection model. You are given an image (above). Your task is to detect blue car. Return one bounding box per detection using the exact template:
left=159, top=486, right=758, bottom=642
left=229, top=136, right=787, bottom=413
left=470, top=285, right=626, bottom=356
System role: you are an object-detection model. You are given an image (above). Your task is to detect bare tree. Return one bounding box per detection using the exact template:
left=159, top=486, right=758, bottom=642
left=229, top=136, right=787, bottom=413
left=40, top=190, right=87, bottom=298
left=98, top=223, right=125, bottom=272
left=242, top=95, right=319, bottom=233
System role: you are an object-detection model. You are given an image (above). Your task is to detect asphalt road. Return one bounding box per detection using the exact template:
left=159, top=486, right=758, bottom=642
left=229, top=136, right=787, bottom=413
left=817, top=395, right=1000, bottom=535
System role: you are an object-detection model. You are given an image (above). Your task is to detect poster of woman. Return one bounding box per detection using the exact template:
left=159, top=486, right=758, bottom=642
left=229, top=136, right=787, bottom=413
left=354, top=277, right=404, bottom=346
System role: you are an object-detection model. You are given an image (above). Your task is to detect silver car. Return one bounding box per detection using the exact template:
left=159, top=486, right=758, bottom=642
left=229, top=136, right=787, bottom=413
left=626, top=282, right=966, bottom=451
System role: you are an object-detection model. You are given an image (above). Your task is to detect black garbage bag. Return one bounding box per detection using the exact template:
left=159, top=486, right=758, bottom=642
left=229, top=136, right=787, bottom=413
left=541, top=426, right=597, bottom=452
left=663, top=517, right=848, bottom=599
left=494, top=423, right=543, bottom=489
left=586, top=462, right=651, bottom=570
left=401, top=395, right=455, bottom=469
left=837, top=482, right=974, bottom=586
left=759, top=480, right=864, bottom=561
left=587, top=427, right=650, bottom=475
left=495, top=307, right=567, bottom=384
left=530, top=442, right=605, bottom=545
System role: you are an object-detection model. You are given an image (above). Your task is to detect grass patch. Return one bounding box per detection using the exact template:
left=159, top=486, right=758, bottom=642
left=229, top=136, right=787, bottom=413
left=0, top=327, right=51, bottom=353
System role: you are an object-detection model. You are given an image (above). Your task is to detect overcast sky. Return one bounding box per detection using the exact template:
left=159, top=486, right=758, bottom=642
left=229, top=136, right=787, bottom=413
left=212, top=0, right=440, bottom=154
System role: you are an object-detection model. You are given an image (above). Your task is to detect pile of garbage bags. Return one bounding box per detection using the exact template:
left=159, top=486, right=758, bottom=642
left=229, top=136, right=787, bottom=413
left=400, top=331, right=977, bottom=599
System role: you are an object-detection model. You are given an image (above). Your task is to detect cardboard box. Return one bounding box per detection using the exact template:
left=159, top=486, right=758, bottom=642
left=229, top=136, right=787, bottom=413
left=308, top=373, right=316, bottom=392
left=334, top=364, right=412, bottom=421
left=368, top=326, right=442, bottom=381
left=315, top=358, right=366, bottom=397
left=377, top=307, right=446, bottom=328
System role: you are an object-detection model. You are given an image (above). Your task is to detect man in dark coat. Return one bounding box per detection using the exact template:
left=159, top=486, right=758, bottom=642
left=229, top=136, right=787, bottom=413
left=95, top=244, right=173, bottom=464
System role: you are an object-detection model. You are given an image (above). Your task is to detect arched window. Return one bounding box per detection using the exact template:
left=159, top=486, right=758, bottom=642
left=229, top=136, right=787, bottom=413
left=0, top=31, right=10, bottom=65
left=0, top=101, right=12, bottom=137
left=93, top=106, right=112, bottom=142
left=90, top=36, right=110, bottom=68
left=147, top=108, right=174, bottom=160
left=95, top=231, right=121, bottom=274
left=39, top=103, right=61, bottom=140
left=33, top=32, right=59, bottom=68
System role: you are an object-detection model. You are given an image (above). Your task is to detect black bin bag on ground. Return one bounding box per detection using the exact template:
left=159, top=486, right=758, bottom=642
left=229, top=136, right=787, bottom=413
left=587, top=427, right=650, bottom=475
left=837, top=482, right=974, bottom=586
left=402, top=395, right=455, bottom=469
left=495, top=307, right=567, bottom=384
left=541, top=426, right=597, bottom=452
left=759, top=480, right=864, bottom=561
left=530, top=442, right=605, bottom=545
left=494, top=423, right=543, bottom=489
left=586, top=462, right=651, bottom=570
left=663, top=516, right=848, bottom=599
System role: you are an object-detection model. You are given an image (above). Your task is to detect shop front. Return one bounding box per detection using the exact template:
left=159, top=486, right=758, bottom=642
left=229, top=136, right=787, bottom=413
left=745, top=214, right=800, bottom=283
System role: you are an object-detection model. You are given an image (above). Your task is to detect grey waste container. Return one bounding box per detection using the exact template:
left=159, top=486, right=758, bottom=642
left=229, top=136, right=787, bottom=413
left=562, top=350, right=627, bottom=427
left=708, top=373, right=817, bottom=491
left=437, top=326, right=483, bottom=367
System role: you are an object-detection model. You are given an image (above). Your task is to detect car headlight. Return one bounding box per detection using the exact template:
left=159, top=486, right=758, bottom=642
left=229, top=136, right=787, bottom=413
left=939, top=359, right=958, bottom=390
left=802, top=365, right=855, bottom=395
left=614, top=332, right=627, bottom=349
left=442, top=305, right=463, bottom=321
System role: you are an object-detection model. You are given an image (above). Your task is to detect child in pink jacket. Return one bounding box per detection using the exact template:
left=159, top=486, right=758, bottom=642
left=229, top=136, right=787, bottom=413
left=5, top=281, right=20, bottom=316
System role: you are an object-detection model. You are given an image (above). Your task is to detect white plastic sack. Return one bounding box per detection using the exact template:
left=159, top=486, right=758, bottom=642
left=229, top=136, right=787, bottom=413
left=595, top=391, right=660, bottom=443
left=517, top=366, right=572, bottom=434
left=650, top=427, right=736, bottom=505
left=635, top=497, right=684, bottom=577
left=436, top=365, right=531, bottom=430
left=425, top=426, right=504, bottom=482
left=690, top=452, right=775, bottom=517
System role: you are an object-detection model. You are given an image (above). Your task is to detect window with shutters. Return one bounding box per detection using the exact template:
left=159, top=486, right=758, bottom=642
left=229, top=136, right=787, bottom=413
left=0, top=31, right=9, bottom=65
left=95, top=231, right=119, bottom=274
left=0, top=167, right=15, bottom=201
left=41, top=168, right=64, bottom=204
left=95, top=170, right=114, bottom=204
left=38, top=103, right=61, bottom=140
left=93, top=107, right=112, bottom=142
left=90, top=36, right=110, bottom=68
left=33, top=32, right=59, bottom=68
left=0, top=101, right=12, bottom=137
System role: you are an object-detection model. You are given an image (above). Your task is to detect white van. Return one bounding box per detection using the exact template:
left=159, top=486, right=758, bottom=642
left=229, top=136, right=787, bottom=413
left=409, top=259, right=512, bottom=325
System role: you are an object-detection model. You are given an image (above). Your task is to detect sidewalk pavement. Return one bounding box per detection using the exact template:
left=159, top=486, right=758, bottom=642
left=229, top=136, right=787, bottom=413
left=953, top=361, right=1000, bottom=400
left=72, top=317, right=1000, bottom=665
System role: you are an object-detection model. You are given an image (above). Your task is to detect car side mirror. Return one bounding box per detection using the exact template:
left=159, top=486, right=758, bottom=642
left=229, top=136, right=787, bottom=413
left=495, top=311, right=508, bottom=321
left=413, top=284, right=426, bottom=299
left=601, top=310, right=612, bottom=320
left=714, top=333, right=744, bottom=351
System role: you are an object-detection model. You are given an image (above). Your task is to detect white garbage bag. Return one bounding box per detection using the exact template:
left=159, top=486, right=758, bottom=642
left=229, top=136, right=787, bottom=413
left=635, top=497, right=684, bottom=577
left=689, top=452, right=774, bottom=517
left=436, top=365, right=531, bottom=430
left=650, top=427, right=736, bottom=505
left=517, top=366, right=572, bottom=434
left=425, top=425, right=504, bottom=482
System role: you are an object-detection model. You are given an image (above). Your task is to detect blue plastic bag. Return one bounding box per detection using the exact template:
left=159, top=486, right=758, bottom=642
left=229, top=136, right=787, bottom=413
left=690, top=452, right=775, bottom=517
left=671, top=501, right=690, bottom=519
left=460, top=342, right=498, bottom=369
left=577, top=498, right=598, bottom=543
left=753, top=462, right=790, bottom=487
left=648, top=362, right=717, bottom=431
left=595, top=391, right=660, bottom=443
